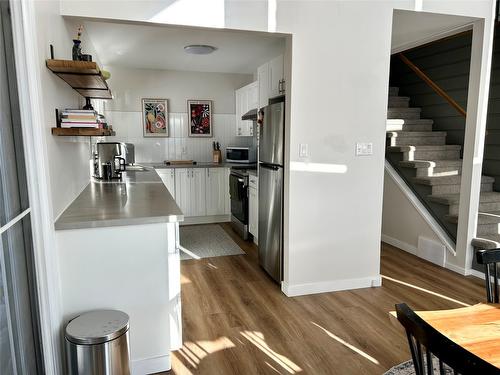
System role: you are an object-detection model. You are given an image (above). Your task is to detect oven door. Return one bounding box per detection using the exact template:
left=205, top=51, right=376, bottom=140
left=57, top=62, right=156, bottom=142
left=229, top=172, right=248, bottom=224
left=226, top=148, right=249, bottom=163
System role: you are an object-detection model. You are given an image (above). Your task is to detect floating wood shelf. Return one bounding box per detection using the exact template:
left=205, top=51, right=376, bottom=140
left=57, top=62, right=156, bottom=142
left=46, top=59, right=112, bottom=99
left=51, top=127, right=115, bottom=137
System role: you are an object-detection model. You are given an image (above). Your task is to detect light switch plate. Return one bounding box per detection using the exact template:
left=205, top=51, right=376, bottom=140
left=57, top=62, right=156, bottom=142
left=299, top=143, right=309, bottom=157
left=356, top=142, right=373, bottom=156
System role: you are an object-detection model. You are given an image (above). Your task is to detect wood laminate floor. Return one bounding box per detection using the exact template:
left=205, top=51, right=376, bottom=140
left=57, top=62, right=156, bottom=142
left=165, top=224, right=485, bottom=375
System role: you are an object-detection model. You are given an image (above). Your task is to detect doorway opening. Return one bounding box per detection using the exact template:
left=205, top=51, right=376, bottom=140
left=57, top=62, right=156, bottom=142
left=381, top=9, right=484, bottom=273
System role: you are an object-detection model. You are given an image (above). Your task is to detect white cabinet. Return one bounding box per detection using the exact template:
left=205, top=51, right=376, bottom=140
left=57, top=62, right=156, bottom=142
left=269, top=54, right=284, bottom=98
left=248, top=174, right=258, bottom=242
left=247, top=81, right=259, bottom=109
left=235, top=88, right=246, bottom=136
left=235, top=81, right=258, bottom=137
left=174, top=168, right=191, bottom=216
left=191, top=168, right=206, bottom=217
left=258, top=63, right=270, bottom=108
left=258, top=54, right=285, bottom=108
left=159, top=167, right=230, bottom=221
left=175, top=168, right=206, bottom=217
left=206, top=168, right=230, bottom=216
left=156, top=168, right=175, bottom=197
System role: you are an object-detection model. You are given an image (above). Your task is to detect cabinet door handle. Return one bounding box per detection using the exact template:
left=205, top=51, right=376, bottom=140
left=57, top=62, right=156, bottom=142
left=279, top=79, right=285, bottom=94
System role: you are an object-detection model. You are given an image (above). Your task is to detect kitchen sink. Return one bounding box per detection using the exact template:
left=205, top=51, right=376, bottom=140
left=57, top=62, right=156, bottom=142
left=125, top=165, right=149, bottom=172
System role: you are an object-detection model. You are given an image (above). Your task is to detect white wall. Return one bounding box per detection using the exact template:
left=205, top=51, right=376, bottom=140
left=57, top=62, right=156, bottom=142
left=35, top=1, right=103, bottom=218
left=103, top=66, right=254, bottom=162
left=382, top=170, right=446, bottom=252
left=59, top=0, right=497, bottom=295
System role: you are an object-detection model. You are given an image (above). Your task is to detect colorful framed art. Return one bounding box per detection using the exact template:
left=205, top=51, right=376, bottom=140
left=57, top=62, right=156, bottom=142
left=142, top=98, right=168, bottom=137
left=187, top=100, right=212, bottom=137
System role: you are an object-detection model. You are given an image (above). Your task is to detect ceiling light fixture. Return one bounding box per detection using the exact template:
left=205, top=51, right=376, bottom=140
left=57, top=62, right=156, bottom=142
left=184, top=45, right=217, bottom=55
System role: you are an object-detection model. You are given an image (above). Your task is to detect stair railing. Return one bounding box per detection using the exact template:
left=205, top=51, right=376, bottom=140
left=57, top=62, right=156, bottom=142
left=398, top=53, right=467, bottom=118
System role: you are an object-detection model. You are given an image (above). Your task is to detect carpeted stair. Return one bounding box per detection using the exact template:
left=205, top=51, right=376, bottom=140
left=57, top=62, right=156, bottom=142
left=386, top=87, right=500, bottom=251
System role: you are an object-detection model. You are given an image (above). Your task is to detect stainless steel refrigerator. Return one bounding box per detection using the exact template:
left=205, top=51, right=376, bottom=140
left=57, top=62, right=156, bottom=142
left=258, top=99, right=284, bottom=283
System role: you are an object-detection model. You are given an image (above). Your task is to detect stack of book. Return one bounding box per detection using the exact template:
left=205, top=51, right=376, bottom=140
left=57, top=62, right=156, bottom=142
left=60, top=109, right=99, bottom=128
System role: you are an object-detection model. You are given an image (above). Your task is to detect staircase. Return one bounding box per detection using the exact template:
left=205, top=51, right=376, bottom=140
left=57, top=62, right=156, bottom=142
left=386, top=87, right=500, bottom=252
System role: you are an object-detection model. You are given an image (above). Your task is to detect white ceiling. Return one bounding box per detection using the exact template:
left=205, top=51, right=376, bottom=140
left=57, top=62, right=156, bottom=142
left=81, top=20, right=286, bottom=74
left=392, top=10, right=477, bottom=53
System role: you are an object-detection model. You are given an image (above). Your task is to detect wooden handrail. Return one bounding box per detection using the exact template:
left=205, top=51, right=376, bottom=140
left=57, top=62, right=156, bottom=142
left=398, top=53, right=467, bottom=118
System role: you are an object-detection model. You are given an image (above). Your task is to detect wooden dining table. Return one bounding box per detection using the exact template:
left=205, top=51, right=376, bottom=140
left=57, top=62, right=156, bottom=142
left=391, top=303, right=500, bottom=369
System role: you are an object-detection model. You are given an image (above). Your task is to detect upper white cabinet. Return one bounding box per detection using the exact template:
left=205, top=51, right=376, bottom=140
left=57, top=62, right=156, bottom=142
left=269, top=55, right=285, bottom=98
left=174, top=168, right=206, bottom=217
left=258, top=63, right=270, bottom=109
left=156, top=168, right=176, bottom=198
left=206, top=168, right=230, bottom=216
left=235, top=81, right=258, bottom=137
left=258, top=54, right=285, bottom=108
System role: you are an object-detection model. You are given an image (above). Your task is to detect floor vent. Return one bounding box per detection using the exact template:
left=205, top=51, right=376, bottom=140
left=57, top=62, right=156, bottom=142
left=417, top=236, right=445, bottom=267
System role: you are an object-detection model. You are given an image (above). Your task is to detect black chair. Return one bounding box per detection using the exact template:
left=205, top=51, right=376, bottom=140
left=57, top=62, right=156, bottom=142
left=476, top=248, right=500, bottom=303
left=395, top=303, right=499, bottom=375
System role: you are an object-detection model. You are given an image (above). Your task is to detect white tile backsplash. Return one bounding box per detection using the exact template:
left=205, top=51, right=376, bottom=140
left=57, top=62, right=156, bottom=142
left=105, top=111, right=255, bottom=163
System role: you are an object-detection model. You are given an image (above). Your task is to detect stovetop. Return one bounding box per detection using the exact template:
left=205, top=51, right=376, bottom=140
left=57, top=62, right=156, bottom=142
left=229, top=163, right=257, bottom=171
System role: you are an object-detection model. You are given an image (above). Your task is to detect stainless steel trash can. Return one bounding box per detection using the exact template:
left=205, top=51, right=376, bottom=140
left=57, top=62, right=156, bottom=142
left=65, top=310, right=131, bottom=375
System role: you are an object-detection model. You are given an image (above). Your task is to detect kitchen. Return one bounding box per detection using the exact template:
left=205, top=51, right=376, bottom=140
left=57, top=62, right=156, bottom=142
left=49, top=19, right=289, bottom=374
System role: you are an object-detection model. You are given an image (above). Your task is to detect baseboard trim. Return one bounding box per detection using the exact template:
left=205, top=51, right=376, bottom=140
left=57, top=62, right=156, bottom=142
left=131, top=354, right=171, bottom=375
left=381, top=234, right=417, bottom=255
left=281, top=275, right=382, bottom=297
left=445, top=262, right=468, bottom=276
left=181, top=215, right=231, bottom=225
left=468, top=268, right=485, bottom=279
left=445, top=262, right=488, bottom=279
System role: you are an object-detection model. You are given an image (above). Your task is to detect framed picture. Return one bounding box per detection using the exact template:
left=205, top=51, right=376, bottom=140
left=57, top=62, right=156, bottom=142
left=188, top=100, right=212, bottom=137
left=142, top=98, right=169, bottom=137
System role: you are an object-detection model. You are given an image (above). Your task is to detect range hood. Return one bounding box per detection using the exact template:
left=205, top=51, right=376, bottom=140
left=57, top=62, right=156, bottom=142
left=242, top=108, right=258, bottom=121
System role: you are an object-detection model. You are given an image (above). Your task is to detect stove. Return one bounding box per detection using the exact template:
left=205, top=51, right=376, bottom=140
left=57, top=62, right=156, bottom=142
left=229, top=167, right=253, bottom=240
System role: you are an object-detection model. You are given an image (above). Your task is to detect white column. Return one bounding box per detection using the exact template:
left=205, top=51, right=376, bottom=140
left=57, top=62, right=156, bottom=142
left=454, top=17, right=495, bottom=273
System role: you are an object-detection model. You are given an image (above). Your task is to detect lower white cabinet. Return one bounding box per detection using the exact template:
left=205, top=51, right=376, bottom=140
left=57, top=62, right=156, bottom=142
left=248, top=174, right=258, bottom=241
left=174, top=168, right=191, bottom=216
left=174, top=168, right=206, bottom=217
left=205, top=168, right=230, bottom=216
left=159, top=167, right=230, bottom=220
left=191, top=168, right=207, bottom=217
left=156, top=168, right=175, bottom=197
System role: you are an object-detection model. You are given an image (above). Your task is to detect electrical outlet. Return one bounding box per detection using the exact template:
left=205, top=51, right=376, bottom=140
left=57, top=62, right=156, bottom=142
left=299, top=143, right=309, bottom=157
left=356, top=142, right=373, bottom=156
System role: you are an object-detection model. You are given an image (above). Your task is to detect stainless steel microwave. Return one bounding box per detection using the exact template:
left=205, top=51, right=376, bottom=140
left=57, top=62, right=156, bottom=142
left=226, top=146, right=256, bottom=163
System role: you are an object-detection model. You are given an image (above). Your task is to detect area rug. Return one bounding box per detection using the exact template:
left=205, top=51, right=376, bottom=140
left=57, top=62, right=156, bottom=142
left=179, top=225, right=245, bottom=260
left=384, top=358, right=453, bottom=375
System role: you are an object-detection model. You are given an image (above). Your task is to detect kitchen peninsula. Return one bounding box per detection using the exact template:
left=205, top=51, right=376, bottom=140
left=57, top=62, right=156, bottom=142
left=54, top=168, right=183, bottom=374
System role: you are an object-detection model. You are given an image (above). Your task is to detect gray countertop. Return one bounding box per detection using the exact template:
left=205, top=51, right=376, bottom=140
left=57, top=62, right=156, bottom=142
left=55, top=169, right=184, bottom=230
left=141, top=162, right=256, bottom=169
left=247, top=169, right=258, bottom=177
